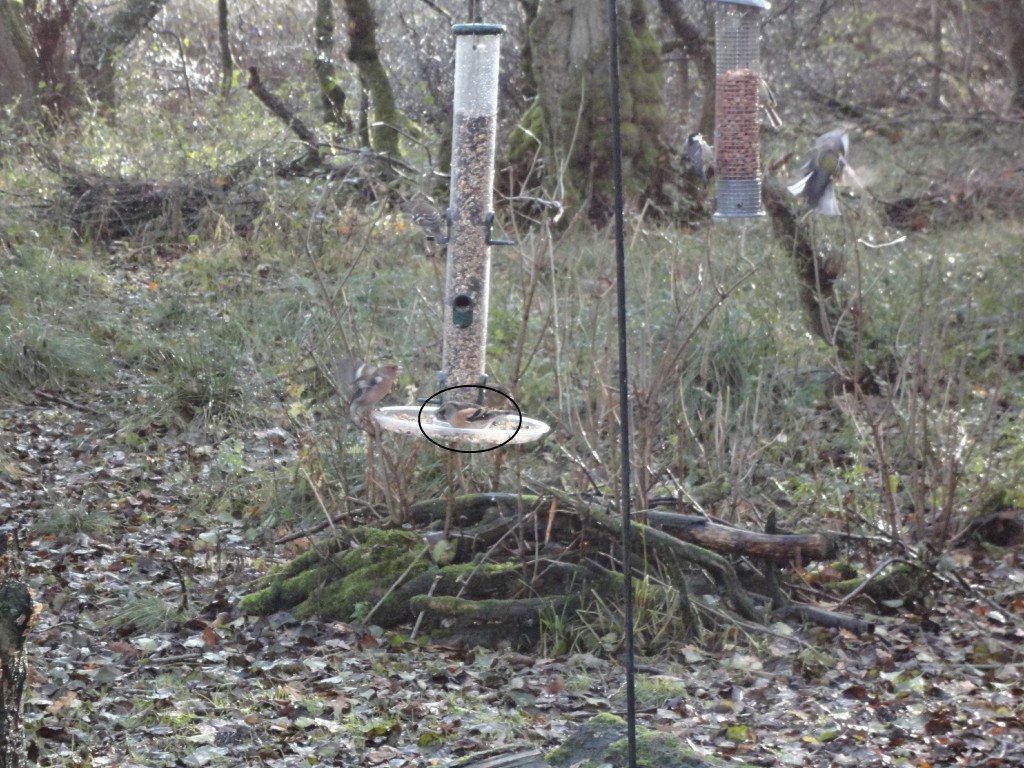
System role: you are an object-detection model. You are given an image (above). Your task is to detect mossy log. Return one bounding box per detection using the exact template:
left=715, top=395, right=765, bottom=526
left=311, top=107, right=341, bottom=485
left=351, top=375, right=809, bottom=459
left=547, top=713, right=716, bottom=768
left=240, top=528, right=433, bottom=625
left=827, top=561, right=932, bottom=607
left=243, top=492, right=868, bottom=645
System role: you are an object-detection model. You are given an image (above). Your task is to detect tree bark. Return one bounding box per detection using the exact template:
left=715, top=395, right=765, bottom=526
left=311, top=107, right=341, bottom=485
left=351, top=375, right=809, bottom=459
left=762, top=175, right=855, bottom=357
left=314, top=0, right=353, bottom=129
left=342, top=0, right=401, bottom=154
left=0, top=0, right=40, bottom=120
left=0, top=531, right=40, bottom=768
left=1005, top=0, right=1024, bottom=112
left=28, top=0, right=77, bottom=119
left=77, top=0, right=169, bottom=109
left=247, top=67, right=320, bottom=150
left=217, top=0, right=234, bottom=96
left=656, top=0, right=715, bottom=136
left=520, top=0, right=668, bottom=223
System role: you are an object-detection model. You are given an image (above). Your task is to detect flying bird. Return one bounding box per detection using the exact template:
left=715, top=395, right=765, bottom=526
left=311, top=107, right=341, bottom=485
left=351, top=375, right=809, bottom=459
left=787, top=128, right=849, bottom=216
left=435, top=401, right=519, bottom=430
left=685, top=132, right=715, bottom=185
left=349, top=363, right=401, bottom=421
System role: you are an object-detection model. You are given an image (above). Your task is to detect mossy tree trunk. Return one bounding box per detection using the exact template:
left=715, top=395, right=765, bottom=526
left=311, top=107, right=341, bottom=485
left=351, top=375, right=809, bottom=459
left=1003, top=0, right=1024, bottom=112
left=516, top=0, right=539, bottom=101
left=656, top=0, right=715, bottom=136
left=314, top=0, right=353, bottom=130
left=0, top=0, right=80, bottom=122
left=342, top=0, right=402, bottom=154
left=217, top=0, right=234, bottom=96
left=516, top=0, right=668, bottom=224
left=0, top=0, right=38, bottom=120
left=0, top=531, right=40, bottom=768
left=77, top=0, right=169, bottom=110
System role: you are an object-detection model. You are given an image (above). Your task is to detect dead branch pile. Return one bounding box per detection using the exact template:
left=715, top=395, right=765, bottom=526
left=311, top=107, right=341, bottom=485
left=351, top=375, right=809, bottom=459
left=242, top=490, right=870, bottom=652
left=55, top=170, right=265, bottom=243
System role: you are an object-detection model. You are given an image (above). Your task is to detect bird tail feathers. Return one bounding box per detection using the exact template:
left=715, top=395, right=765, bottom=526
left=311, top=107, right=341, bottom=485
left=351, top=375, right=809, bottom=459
left=814, top=184, right=841, bottom=216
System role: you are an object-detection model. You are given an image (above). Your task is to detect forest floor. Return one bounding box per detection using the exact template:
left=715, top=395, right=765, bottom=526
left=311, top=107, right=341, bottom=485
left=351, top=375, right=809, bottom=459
left=6, top=385, right=1024, bottom=768
left=2, top=241, right=1022, bottom=768
left=4, top=115, right=1024, bottom=765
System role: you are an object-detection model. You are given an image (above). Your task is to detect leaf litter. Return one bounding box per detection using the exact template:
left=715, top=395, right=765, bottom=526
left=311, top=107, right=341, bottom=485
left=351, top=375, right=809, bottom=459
left=1, top=254, right=1022, bottom=767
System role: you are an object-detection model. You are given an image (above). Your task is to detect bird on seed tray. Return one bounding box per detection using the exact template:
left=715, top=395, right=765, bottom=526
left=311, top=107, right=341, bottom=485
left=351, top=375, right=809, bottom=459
left=349, top=363, right=401, bottom=421
left=435, top=401, right=518, bottom=430
left=787, top=128, right=850, bottom=216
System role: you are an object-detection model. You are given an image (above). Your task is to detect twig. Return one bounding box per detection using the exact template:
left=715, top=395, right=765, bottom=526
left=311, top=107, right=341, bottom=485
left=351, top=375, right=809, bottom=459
left=363, top=546, right=427, bottom=626
left=409, top=573, right=442, bottom=641
left=275, top=512, right=349, bottom=545
left=835, top=555, right=908, bottom=608
left=247, top=67, right=320, bottom=150
left=301, top=467, right=341, bottom=540
left=33, top=390, right=106, bottom=416
left=413, top=0, right=451, bottom=19
left=169, top=558, right=189, bottom=612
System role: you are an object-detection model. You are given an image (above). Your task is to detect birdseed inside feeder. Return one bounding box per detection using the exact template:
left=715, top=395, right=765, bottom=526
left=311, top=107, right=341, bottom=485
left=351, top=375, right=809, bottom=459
left=713, top=0, right=769, bottom=219
left=441, top=23, right=505, bottom=392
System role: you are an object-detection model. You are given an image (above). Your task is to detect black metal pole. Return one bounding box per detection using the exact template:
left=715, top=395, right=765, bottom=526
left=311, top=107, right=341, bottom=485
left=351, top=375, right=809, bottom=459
left=606, top=1, right=637, bottom=766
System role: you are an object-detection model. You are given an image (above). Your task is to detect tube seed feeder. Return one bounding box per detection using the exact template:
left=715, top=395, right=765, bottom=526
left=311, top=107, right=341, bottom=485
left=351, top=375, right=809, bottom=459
left=713, top=0, right=769, bottom=219
left=374, top=23, right=550, bottom=446
left=441, top=23, right=505, bottom=392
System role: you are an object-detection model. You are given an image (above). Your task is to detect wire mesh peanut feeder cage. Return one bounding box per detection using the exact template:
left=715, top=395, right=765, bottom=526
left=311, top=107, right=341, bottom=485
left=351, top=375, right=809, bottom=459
left=374, top=23, right=550, bottom=448
left=713, top=0, right=769, bottom=219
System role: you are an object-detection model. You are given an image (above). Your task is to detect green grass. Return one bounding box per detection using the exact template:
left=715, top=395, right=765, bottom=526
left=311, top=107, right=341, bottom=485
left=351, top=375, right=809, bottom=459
left=2, top=111, right=1021, bottom=550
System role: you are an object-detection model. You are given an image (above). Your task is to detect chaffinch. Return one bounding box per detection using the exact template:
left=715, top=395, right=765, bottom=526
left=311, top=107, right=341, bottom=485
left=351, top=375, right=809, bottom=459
left=787, top=128, right=849, bottom=216
left=349, top=363, right=401, bottom=420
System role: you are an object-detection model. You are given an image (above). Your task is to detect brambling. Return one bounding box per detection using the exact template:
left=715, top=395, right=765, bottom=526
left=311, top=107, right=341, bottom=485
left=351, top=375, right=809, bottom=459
left=349, top=363, right=401, bottom=420
left=435, top=401, right=518, bottom=430
left=787, top=128, right=849, bottom=216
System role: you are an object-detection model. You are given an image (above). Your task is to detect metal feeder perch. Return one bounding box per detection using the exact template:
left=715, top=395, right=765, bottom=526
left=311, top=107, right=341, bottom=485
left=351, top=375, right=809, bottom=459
left=713, top=0, right=769, bottom=219
left=374, top=23, right=550, bottom=446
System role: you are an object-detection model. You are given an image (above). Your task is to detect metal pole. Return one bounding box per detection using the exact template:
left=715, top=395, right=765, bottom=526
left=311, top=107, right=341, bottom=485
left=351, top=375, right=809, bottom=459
left=607, top=2, right=637, bottom=766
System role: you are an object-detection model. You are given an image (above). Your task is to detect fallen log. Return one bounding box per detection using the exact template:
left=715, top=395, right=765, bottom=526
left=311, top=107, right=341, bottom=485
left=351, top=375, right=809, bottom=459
left=640, top=510, right=838, bottom=562
left=774, top=602, right=874, bottom=635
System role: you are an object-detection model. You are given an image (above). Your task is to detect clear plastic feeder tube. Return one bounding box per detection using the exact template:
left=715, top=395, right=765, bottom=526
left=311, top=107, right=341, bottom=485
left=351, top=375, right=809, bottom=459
left=442, top=23, right=505, bottom=393
left=714, top=0, right=768, bottom=219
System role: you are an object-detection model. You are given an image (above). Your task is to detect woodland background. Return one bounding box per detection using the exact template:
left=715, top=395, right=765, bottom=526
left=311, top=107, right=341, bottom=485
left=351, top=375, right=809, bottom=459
left=1, top=0, right=1023, bottom=766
